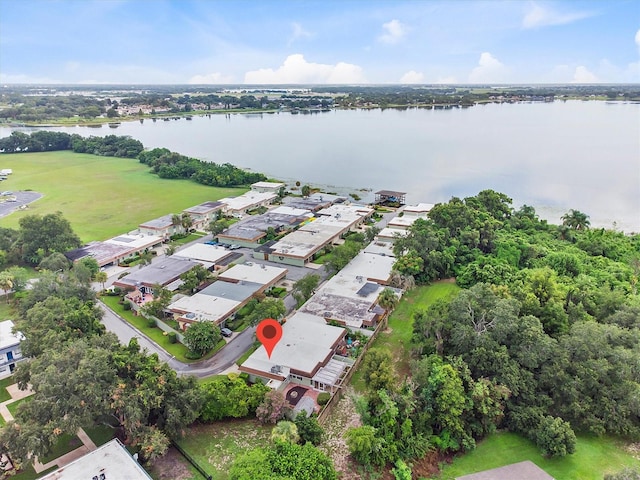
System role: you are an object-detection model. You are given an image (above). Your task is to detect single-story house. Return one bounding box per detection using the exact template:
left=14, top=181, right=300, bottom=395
left=0, top=320, right=24, bottom=379
left=139, top=214, right=184, bottom=240
left=65, top=234, right=164, bottom=268
left=219, top=191, right=278, bottom=217
left=173, top=243, right=234, bottom=270
left=239, top=312, right=349, bottom=392
left=37, top=438, right=151, bottom=480
left=251, top=181, right=285, bottom=193
left=113, top=257, right=199, bottom=293
left=218, top=208, right=311, bottom=248
left=182, top=201, right=224, bottom=231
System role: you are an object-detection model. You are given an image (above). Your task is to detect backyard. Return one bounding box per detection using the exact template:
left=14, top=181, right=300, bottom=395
left=0, top=151, right=247, bottom=242
left=435, top=432, right=640, bottom=480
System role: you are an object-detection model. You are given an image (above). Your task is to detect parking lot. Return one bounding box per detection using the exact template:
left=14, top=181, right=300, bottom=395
left=0, top=191, right=43, bottom=218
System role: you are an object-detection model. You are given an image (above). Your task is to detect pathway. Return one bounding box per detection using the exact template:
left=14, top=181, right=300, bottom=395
left=0, top=381, right=98, bottom=474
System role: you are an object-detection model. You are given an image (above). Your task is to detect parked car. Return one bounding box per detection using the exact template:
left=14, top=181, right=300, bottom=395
left=220, top=327, right=233, bottom=337
left=1, top=191, right=12, bottom=196
left=228, top=244, right=242, bottom=250
left=204, top=240, right=219, bottom=246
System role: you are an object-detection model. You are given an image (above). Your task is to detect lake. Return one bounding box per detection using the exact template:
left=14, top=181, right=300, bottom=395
left=2, top=101, right=639, bottom=232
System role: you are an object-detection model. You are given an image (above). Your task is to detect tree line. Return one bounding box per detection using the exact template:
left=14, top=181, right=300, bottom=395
left=346, top=190, right=639, bottom=476
left=0, top=131, right=267, bottom=187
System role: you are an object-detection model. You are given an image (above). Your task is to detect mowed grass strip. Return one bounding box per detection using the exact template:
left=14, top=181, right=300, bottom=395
left=0, top=151, right=247, bottom=242
left=351, top=281, right=460, bottom=392
left=436, top=432, right=640, bottom=480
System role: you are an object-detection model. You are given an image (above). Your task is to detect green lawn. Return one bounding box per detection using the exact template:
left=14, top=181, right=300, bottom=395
left=0, top=376, right=15, bottom=403
left=83, top=424, right=116, bottom=447
left=38, top=433, right=83, bottom=464
left=435, top=432, right=640, bottom=480
left=7, top=396, right=32, bottom=417
left=0, top=299, right=17, bottom=322
left=99, top=296, right=192, bottom=362
left=351, top=281, right=460, bottom=391
left=175, top=420, right=272, bottom=480
left=0, top=151, right=247, bottom=242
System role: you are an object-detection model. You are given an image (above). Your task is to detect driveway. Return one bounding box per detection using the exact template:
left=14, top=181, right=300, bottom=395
left=0, top=191, right=43, bottom=218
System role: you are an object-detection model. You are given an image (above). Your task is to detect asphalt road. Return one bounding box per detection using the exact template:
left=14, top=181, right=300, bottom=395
left=0, top=191, right=43, bottom=218
left=99, top=301, right=256, bottom=378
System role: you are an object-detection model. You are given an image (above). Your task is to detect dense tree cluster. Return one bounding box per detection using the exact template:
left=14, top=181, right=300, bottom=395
left=0, top=131, right=143, bottom=157
left=0, top=94, right=107, bottom=122
left=137, top=147, right=266, bottom=187
left=361, top=190, right=640, bottom=465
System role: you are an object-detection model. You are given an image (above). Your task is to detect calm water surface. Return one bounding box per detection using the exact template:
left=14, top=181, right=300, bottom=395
left=2, top=101, right=639, bottom=231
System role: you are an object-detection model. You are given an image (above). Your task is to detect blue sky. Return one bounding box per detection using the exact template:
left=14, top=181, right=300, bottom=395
left=0, top=0, right=638, bottom=84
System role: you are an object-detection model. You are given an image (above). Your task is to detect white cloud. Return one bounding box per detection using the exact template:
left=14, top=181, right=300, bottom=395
left=400, top=70, right=424, bottom=84
left=288, top=22, right=313, bottom=45
left=189, top=72, right=234, bottom=84
left=635, top=29, right=640, bottom=50
left=379, top=19, right=408, bottom=44
left=571, top=66, right=598, bottom=83
left=523, top=2, right=594, bottom=29
left=244, top=54, right=366, bottom=84
left=468, top=52, right=509, bottom=83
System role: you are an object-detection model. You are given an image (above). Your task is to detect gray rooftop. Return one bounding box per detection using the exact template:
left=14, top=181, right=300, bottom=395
left=220, top=212, right=308, bottom=241
left=199, top=279, right=262, bottom=302
left=65, top=241, right=131, bottom=266
left=456, top=461, right=554, bottom=480
left=139, top=214, right=174, bottom=229
left=300, top=292, right=377, bottom=328
left=115, top=257, right=196, bottom=288
left=184, top=201, right=224, bottom=215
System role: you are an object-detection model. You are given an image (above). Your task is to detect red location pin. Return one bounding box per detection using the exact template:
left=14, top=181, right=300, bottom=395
left=256, top=318, right=283, bottom=359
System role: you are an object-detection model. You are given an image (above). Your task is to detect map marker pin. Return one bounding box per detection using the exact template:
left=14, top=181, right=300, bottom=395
left=256, top=318, right=283, bottom=359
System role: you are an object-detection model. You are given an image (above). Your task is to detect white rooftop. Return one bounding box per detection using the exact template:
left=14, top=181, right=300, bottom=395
left=37, top=439, right=151, bottom=480
left=338, top=251, right=396, bottom=284
left=219, top=263, right=287, bottom=285
left=251, top=181, right=285, bottom=189
left=270, top=205, right=314, bottom=217
left=219, top=191, right=277, bottom=212
left=387, top=216, right=420, bottom=229
left=105, top=233, right=163, bottom=250
left=169, top=293, right=241, bottom=323
left=241, top=312, right=345, bottom=378
left=403, top=203, right=434, bottom=215
left=363, top=241, right=396, bottom=257
left=0, top=320, right=23, bottom=350
left=317, top=203, right=374, bottom=219
left=174, top=244, right=231, bottom=264
left=378, top=227, right=409, bottom=240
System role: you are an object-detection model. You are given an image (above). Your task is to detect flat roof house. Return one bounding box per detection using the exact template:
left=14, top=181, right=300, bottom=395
left=219, top=191, right=278, bottom=217
left=65, top=234, right=164, bottom=268
left=300, top=250, right=398, bottom=328
left=251, top=181, right=285, bottom=193
left=37, top=438, right=151, bottom=480
left=173, top=244, right=234, bottom=269
left=239, top=312, right=349, bottom=392
left=168, top=263, right=287, bottom=328
left=182, top=201, right=224, bottom=231
left=260, top=204, right=374, bottom=267
left=218, top=208, right=312, bottom=248
left=113, top=257, right=199, bottom=293
left=139, top=214, right=184, bottom=240
left=0, top=320, right=24, bottom=379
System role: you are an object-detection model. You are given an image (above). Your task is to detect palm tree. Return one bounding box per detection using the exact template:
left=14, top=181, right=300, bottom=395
left=561, top=209, right=590, bottom=230
left=181, top=213, right=193, bottom=232
left=94, top=271, right=108, bottom=292
left=0, top=272, right=14, bottom=304
left=271, top=421, right=299, bottom=444
left=378, top=288, right=399, bottom=313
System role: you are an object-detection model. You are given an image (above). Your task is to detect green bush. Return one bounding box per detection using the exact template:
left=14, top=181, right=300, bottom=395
left=167, top=332, right=177, bottom=344
left=122, top=301, right=131, bottom=311
left=147, top=318, right=156, bottom=327
left=317, top=392, right=331, bottom=406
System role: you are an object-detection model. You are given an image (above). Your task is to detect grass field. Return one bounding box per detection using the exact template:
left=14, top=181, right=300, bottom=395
left=0, top=299, right=17, bottom=323
left=351, top=281, right=460, bottom=391
left=0, top=151, right=247, bottom=242
left=435, top=432, right=640, bottom=480
left=176, top=420, right=272, bottom=480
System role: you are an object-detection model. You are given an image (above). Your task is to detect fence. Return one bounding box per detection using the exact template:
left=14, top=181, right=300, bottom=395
left=171, top=441, right=212, bottom=480
left=317, top=315, right=387, bottom=424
